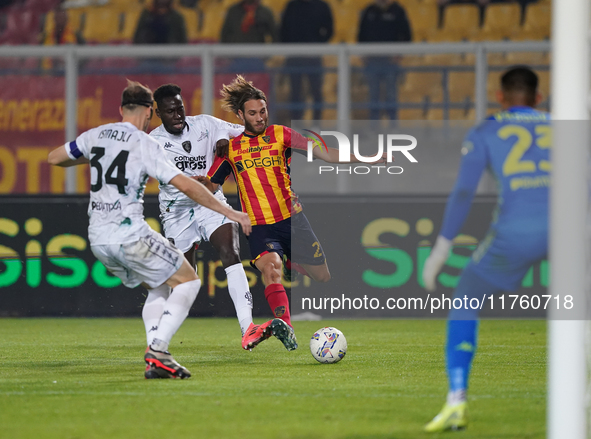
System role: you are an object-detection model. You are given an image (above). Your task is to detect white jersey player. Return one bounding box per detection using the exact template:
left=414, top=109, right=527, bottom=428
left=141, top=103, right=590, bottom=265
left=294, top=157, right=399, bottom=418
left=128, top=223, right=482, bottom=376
left=150, top=84, right=270, bottom=351
left=48, top=80, right=252, bottom=379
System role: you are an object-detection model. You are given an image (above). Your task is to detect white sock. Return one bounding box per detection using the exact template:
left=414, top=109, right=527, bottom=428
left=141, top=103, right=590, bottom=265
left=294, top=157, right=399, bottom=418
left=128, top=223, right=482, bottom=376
left=446, top=389, right=467, bottom=406
left=142, top=283, right=171, bottom=346
left=225, top=263, right=253, bottom=335
left=150, top=278, right=201, bottom=352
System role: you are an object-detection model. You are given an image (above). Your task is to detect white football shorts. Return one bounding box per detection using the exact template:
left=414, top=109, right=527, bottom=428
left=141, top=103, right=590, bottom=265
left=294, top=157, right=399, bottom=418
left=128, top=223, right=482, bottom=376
left=160, top=191, right=237, bottom=253
left=91, top=229, right=184, bottom=289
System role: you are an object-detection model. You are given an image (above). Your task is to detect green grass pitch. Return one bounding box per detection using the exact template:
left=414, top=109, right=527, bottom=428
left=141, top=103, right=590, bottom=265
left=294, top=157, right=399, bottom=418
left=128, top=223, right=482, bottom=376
left=0, top=318, right=545, bottom=439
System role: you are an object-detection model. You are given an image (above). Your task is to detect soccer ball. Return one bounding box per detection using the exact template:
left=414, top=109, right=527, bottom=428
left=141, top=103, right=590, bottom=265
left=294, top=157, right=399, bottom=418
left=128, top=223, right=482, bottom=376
left=309, top=327, right=347, bottom=364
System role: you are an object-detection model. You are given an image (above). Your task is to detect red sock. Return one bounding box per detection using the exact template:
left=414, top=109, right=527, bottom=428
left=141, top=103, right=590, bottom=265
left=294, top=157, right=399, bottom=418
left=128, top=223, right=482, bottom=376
left=264, top=283, right=292, bottom=327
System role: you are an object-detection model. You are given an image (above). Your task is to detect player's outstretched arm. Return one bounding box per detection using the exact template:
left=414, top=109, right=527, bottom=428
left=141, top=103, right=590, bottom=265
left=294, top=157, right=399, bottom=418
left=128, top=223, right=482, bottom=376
left=48, top=144, right=89, bottom=167
left=170, top=174, right=251, bottom=235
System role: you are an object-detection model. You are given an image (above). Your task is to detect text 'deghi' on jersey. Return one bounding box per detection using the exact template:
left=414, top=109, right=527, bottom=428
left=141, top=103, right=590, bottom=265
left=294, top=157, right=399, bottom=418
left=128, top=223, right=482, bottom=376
left=65, top=121, right=181, bottom=245
left=208, top=125, right=307, bottom=226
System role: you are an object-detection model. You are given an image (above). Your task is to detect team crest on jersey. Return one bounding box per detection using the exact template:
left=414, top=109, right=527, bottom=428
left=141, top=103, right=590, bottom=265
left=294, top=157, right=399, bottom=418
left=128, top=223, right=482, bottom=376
left=262, top=135, right=270, bottom=143
left=182, top=141, right=192, bottom=153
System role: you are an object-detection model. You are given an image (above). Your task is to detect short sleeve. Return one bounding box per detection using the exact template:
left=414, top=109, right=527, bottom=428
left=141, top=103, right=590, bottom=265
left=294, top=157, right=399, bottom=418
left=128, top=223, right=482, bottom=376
left=208, top=155, right=234, bottom=185
left=283, top=126, right=308, bottom=151
left=203, top=115, right=244, bottom=142
left=65, top=130, right=93, bottom=160
left=141, top=134, right=182, bottom=184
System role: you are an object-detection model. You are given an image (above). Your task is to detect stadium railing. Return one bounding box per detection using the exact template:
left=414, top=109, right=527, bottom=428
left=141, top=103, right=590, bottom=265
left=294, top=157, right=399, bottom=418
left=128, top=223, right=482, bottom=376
left=0, top=41, right=550, bottom=192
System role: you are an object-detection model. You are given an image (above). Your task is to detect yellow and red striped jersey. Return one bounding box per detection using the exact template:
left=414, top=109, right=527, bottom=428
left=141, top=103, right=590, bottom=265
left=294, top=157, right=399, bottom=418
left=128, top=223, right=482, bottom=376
left=208, top=125, right=308, bottom=226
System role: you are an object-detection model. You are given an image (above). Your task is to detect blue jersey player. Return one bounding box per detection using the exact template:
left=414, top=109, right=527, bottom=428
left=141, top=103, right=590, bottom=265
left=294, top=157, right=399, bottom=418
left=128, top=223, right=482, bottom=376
left=422, top=66, right=549, bottom=432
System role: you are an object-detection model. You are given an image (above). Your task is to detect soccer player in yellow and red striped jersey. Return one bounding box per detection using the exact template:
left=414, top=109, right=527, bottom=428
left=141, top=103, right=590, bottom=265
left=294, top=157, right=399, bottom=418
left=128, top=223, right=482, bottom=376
left=207, top=75, right=384, bottom=351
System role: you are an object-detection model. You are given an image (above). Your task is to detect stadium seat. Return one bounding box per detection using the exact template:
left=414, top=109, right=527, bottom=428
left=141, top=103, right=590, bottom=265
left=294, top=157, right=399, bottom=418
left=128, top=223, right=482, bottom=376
left=108, top=0, right=143, bottom=8
left=536, top=70, right=550, bottom=100
left=81, top=6, right=124, bottom=43
left=178, top=5, right=200, bottom=42
left=505, top=51, right=549, bottom=66
left=487, top=71, right=503, bottom=102
left=435, top=4, right=480, bottom=42
left=118, top=6, right=142, bottom=43
left=198, top=0, right=226, bottom=41
left=404, top=3, right=438, bottom=42
left=423, top=53, right=465, bottom=66
left=332, top=2, right=359, bottom=43
left=518, top=2, right=551, bottom=40
left=399, top=108, right=427, bottom=120
left=478, top=3, right=521, bottom=41
left=448, top=71, right=475, bottom=102
left=399, top=72, right=443, bottom=103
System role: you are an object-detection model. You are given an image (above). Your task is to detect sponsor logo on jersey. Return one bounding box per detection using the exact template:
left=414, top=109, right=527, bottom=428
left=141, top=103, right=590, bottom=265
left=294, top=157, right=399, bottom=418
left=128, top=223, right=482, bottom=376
left=235, top=145, right=272, bottom=155
left=164, top=142, right=174, bottom=149
left=234, top=156, right=282, bottom=173
left=182, top=141, right=192, bottom=153
left=91, top=199, right=122, bottom=212
left=174, top=155, right=206, bottom=172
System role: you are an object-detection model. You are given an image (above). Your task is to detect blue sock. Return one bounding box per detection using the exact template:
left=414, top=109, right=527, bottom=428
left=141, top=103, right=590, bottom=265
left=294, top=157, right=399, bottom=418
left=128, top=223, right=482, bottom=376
left=445, top=266, right=500, bottom=393
left=446, top=319, right=478, bottom=392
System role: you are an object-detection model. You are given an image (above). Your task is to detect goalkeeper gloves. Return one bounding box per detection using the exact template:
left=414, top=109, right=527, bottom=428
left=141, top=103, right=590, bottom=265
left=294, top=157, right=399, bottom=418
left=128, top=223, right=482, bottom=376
left=422, top=236, right=452, bottom=292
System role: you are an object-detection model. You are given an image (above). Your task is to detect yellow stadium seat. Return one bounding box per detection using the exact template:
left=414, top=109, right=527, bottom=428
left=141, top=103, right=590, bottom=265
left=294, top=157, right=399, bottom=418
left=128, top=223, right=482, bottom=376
left=199, top=0, right=226, bottom=41
left=487, top=71, right=503, bottom=102
left=435, top=4, right=480, bottom=41
left=448, top=71, right=475, bottom=102
left=82, top=6, right=124, bottom=43
left=423, top=53, right=465, bottom=66
left=505, top=51, right=549, bottom=65
left=178, top=5, right=200, bottom=42
left=519, top=2, right=551, bottom=40
left=479, top=3, right=522, bottom=40
left=119, top=7, right=142, bottom=42
left=536, top=70, right=550, bottom=100
left=449, top=108, right=476, bottom=120
left=108, top=0, right=143, bottom=9
left=399, top=72, right=443, bottom=102
left=399, top=109, right=427, bottom=120
left=405, top=3, right=438, bottom=42
left=332, top=3, right=359, bottom=43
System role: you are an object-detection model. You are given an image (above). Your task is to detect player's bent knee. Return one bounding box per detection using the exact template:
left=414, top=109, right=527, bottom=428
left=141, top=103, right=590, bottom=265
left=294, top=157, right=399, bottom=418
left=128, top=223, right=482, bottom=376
left=315, top=271, right=331, bottom=283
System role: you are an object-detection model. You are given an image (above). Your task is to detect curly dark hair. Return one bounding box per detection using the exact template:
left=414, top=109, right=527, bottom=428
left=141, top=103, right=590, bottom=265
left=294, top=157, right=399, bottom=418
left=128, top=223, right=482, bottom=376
left=153, top=83, right=182, bottom=108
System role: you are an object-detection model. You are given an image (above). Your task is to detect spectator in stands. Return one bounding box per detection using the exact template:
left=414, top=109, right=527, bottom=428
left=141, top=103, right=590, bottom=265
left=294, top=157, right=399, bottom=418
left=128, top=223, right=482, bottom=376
left=220, top=0, right=277, bottom=73
left=280, top=0, right=333, bottom=121
left=41, top=6, right=83, bottom=46
left=220, top=0, right=277, bottom=44
left=133, top=0, right=187, bottom=45
left=437, top=0, right=531, bottom=27
left=40, top=6, right=84, bottom=70
left=358, top=0, right=411, bottom=121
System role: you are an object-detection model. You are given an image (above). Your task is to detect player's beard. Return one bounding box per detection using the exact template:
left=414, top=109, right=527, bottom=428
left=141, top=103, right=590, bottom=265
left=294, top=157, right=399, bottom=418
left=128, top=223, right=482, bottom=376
left=245, top=118, right=267, bottom=136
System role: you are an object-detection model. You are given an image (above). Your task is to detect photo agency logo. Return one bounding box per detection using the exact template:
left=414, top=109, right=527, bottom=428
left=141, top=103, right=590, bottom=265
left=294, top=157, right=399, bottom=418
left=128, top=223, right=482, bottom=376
left=303, top=130, right=418, bottom=175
